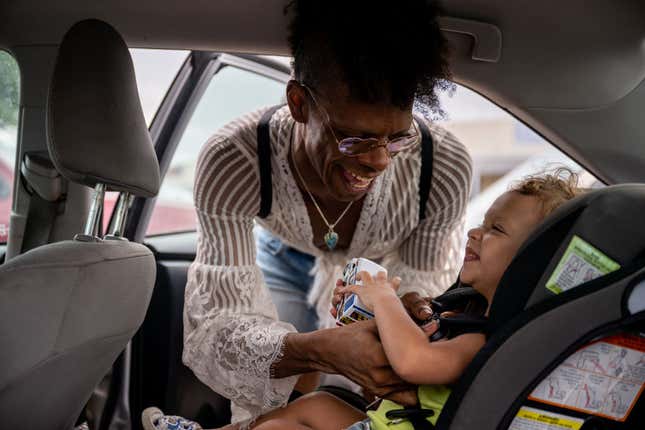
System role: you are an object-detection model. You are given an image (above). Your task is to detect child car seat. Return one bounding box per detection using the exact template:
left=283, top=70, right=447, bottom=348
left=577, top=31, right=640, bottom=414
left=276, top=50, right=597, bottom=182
left=436, top=184, right=645, bottom=429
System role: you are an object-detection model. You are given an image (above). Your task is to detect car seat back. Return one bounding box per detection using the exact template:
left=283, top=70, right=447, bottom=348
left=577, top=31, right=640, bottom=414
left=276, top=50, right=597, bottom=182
left=0, top=19, right=160, bottom=430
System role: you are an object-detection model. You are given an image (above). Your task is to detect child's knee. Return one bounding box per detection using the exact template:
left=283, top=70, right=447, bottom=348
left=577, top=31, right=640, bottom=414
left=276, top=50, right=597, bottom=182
left=286, top=390, right=347, bottom=416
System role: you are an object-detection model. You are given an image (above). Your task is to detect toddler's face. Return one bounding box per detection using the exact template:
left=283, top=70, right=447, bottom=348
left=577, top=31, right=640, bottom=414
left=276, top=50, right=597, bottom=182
left=459, top=191, right=544, bottom=302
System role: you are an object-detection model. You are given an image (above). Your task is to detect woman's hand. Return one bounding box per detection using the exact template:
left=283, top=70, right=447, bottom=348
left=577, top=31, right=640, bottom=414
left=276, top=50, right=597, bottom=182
left=337, top=271, right=400, bottom=312
left=400, top=292, right=433, bottom=322
left=330, top=279, right=345, bottom=318
left=275, top=321, right=417, bottom=404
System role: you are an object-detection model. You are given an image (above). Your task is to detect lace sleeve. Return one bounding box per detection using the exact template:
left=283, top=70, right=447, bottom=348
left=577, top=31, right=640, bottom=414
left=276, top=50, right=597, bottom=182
left=383, top=127, right=472, bottom=298
left=183, top=135, right=298, bottom=421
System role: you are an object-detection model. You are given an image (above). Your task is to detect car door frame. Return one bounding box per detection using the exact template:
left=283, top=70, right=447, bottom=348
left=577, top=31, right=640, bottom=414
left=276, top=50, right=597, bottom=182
left=123, top=52, right=291, bottom=243
left=107, top=51, right=290, bottom=430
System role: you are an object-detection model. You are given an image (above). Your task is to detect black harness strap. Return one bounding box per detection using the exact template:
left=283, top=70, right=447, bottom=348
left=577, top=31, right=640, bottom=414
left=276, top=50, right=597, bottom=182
left=257, top=108, right=434, bottom=223
left=257, top=105, right=284, bottom=218
left=386, top=408, right=435, bottom=430
left=428, top=286, right=489, bottom=341
left=19, top=153, right=64, bottom=253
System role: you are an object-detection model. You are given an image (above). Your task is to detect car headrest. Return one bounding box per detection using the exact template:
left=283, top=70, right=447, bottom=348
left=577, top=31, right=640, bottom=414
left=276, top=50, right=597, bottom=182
left=47, top=19, right=160, bottom=197
left=487, top=184, right=645, bottom=334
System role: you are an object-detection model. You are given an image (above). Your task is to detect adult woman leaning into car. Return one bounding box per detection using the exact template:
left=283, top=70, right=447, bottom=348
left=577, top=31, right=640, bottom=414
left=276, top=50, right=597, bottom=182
left=149, top=0, right=472, bottom=427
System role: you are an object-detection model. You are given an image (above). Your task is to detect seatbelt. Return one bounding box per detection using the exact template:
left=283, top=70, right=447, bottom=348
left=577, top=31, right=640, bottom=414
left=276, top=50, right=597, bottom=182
left=19, top=153, right=66, bottom=254
left=256, top=107, right=434, bottom=222
left=21, top=193, right=59, bottom=253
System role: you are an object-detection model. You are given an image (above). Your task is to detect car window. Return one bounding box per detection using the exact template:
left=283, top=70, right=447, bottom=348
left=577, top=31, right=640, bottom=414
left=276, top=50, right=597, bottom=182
left=434, top=84, right=600, bottom=231
left=144, top=55, right=599, bottom=237
left=131, top=48, right=189, bottom=125
left=0, top=51, right=19, bottom=243
left=146, top=64, right=286, bottom=236
left=103, top=49, right=188, bottom=231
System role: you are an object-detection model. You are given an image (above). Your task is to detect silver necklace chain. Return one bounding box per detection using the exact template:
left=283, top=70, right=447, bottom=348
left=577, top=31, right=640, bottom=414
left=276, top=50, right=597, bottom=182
left=291, top=147, right=354, bottom=249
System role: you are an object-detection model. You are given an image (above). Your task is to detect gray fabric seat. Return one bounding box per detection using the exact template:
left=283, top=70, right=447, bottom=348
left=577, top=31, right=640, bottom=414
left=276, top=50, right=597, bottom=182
left=0, top=242, right=155, bottom=429
left=0, top=19, right=160, bottom=430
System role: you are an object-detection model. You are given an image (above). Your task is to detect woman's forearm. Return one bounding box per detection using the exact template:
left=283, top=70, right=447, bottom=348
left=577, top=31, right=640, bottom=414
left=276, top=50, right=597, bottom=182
left=273, top=321, right=418, bottom=399
left=272, top=330, right=333, bottom=377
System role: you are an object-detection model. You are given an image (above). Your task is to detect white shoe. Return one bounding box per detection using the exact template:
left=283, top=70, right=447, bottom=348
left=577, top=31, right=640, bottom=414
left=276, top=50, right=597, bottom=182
left=141, top=407, right=203, bottom=430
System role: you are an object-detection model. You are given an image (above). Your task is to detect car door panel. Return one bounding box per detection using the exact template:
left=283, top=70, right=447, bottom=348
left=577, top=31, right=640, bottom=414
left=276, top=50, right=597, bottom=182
left=134, top=232, right=232, bottom=427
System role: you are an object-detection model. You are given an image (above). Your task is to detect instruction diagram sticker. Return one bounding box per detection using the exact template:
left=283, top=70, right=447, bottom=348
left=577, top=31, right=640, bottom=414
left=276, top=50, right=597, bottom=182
left=545, top=235, right=620, bottom=294
left=509, top=407, right=584, bottom=430
left=528, top=334, right=645, bottom=422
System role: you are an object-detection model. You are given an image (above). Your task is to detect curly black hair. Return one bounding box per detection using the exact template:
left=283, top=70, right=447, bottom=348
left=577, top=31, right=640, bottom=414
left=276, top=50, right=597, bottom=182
left=285, top=0, right=452, bottom=112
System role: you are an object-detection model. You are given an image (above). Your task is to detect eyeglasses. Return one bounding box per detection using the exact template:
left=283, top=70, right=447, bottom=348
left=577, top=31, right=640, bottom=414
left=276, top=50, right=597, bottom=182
left=301, top=83, right=419, bottom=157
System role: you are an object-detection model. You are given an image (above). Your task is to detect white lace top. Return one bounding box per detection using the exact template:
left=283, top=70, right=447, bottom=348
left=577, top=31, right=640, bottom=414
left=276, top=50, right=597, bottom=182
left=182, top=106, right=472, bottom=422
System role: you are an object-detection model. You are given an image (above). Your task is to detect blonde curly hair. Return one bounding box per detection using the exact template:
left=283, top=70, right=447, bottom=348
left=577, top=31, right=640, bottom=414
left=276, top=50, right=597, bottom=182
left=510, top=167, right=583, bottom=217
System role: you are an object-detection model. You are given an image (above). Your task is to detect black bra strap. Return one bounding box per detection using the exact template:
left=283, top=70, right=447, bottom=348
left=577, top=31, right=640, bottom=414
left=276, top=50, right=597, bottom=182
left=257, top=105, right=285, bottom=218
left=415, top=115, right=434, bottom=223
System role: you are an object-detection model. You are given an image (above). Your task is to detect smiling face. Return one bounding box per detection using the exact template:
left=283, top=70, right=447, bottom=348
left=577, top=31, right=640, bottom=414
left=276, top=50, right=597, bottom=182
left=287, top=81, right=414, bottom=203
left=459, top=191, right=545, bottom=303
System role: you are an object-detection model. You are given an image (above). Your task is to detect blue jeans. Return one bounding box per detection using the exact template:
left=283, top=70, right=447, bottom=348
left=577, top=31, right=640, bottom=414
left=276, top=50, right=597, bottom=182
left=255, top=227, right=318, bottom=333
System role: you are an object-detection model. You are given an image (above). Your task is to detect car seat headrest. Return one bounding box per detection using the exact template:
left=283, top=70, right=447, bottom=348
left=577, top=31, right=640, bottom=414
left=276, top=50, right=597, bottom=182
left=47, top=19, right=160, bottom=197
left=488, top=184, right=645, bottom=334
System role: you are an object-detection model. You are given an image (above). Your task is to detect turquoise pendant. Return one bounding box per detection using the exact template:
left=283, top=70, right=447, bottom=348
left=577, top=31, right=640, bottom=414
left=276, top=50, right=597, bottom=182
left=324, top=230, right=339, bottom=250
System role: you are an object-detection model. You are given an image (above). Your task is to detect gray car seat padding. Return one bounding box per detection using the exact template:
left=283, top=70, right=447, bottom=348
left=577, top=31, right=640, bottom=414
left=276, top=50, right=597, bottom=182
left=0, top=240, right=156, bottom=429
left=435, top=185, right=645, bottom=429
left=438, top=265, right=645, bottom=429
left=47, top=19, right=160, bottom=197
left=496, top=278, right=645, bottom=429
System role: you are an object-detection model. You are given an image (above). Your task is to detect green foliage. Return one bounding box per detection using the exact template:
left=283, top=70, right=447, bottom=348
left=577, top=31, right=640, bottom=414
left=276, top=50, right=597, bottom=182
left=0, top=52, right=20, bottom=128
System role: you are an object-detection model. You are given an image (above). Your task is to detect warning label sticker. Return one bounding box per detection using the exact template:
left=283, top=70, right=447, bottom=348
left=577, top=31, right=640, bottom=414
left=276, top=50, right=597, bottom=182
left=509, top=407, right=584, bottom=430
left=528, top=334, right=645, bottom=421
left=546, top=235, right=620, bottom=294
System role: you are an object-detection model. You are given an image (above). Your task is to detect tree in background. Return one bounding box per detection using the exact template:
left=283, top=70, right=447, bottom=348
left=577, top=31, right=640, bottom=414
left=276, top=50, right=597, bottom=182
left=0, top=51, right=19, bottom=128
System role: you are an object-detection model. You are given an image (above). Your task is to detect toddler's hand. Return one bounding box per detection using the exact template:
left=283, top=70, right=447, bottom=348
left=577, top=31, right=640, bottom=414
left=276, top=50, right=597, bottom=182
left=338, top=271, right=400, bottom=312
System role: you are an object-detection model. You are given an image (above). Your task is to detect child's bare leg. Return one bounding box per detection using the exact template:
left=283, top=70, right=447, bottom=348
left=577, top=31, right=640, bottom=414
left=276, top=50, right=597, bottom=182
left=254, top=392, right=366, bottom=430
left=215, top=392, right=366, bottom=430
left=215, top=419, right=309, bottom=430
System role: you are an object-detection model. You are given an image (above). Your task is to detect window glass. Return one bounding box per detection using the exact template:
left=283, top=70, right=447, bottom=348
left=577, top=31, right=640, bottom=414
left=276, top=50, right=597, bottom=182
left=0, top=51, right=19, bottom=243
left=145, top=56, right=599, bottom=237
left=435, top=84, right=600, bottom=230
left=103, top=49, right=188, bottom=231
left=130, top=49, right=189, bottom=125
left=146, top=64, right=286, bottom=236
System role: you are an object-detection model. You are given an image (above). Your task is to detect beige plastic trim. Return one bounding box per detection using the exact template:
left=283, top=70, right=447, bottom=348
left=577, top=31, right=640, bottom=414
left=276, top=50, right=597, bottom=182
left=439, top=16, right=502, bottom=63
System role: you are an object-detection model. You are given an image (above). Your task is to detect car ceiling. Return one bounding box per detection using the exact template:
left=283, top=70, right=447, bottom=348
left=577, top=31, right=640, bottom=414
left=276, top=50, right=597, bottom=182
left=1, top=0, right=645, bottom=184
